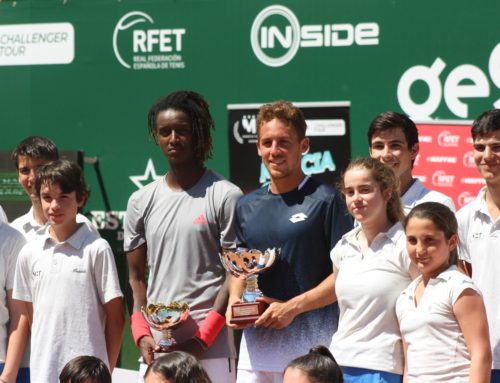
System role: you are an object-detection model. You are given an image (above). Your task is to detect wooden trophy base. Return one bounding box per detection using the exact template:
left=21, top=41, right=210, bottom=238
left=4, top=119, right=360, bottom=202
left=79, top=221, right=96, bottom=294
left=230, top=301, right=268, bottom=326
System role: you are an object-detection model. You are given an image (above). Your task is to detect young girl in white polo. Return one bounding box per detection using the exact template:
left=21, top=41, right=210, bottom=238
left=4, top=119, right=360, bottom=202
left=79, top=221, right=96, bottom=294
left=396, top=202, right=491, bottom=382
left=330, top=157, right=417, bottom=383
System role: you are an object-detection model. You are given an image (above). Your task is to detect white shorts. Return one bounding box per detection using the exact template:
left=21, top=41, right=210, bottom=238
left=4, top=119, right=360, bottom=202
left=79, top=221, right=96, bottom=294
left=237, top=369, right=283, bottom=383
left=139, top=357, right=236, bottom=383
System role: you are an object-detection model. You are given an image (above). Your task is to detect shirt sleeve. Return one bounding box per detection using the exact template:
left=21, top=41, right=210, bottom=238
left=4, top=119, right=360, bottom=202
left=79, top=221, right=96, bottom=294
left=123, top=191, right=146, bottom=252
left=218, top=186, right=243, bottom=249
left=456, top=208, right=471, bottom=262
left=450, top=275, right=481, bottom=305
left=330, top=240, right=343, bottom=270
left=12, top=245, right=33, bottom=302
left=93, top=239, right=123, bottom=304
left=5, top=231, right=26, bottom=290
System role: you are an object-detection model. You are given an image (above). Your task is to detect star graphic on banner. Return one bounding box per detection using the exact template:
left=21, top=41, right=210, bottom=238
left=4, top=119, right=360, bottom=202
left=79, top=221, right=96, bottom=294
left=129, top=158, right=163, bottom=189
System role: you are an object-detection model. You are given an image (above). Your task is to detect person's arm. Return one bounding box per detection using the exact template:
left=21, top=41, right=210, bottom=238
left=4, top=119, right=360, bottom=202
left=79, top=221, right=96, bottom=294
left=454, top=289, right=491, bottom=383
left=104, top=297, right=124, bottom=372
left=225, top=274, right=247, bottom=329
left=402, top=337, right=409, bottom=383
left=172, top=273, right=232, bottom=357
left=127, top=244, right=157, bottom=364
left=0, top=293, right=30, bottom=383
left=254, top=272, right=337, bottom=329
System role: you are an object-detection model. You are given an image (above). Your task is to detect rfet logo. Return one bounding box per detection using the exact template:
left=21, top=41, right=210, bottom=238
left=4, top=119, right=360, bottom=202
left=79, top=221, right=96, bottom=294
left=432, top=170, right=455, bottom=187
left=462, top=151, right=476, bottom=168
left=437, top=130, right=460, bottom=147
left=250, top=5, right=379, bottom=67
left=113, top=11, right=186, bottom=70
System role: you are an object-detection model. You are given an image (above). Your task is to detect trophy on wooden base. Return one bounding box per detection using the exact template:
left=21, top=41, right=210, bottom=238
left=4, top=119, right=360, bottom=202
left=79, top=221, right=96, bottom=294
left=221, top=247, right=277, bottom=325
left=142, top=301, right=190, bottom=349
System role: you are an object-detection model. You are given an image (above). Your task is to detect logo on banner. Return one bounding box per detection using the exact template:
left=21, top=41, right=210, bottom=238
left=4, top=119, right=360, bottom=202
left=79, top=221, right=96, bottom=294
left=250, top=5, right=379, bottom=67
left=259, top=150, right=336, bottom=183
left=113, top=11, right=186, bottom=70
left=462, top=151, right=476, bottom=168
left=458, top=191, right=476, bottom=208
left=0, top=23, right=74, bottom=66
left=437, top=130, right=460, bottom=147
left=233, top=114, right=258, bottom=144
left=397, top=43, right=500, bottom=119
left=129, top=159, right=163, bottom=188
left=432, top=170, right=455, bottom=187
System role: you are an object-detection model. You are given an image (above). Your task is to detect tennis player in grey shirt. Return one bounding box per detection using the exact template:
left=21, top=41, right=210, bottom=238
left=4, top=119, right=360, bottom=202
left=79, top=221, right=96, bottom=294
left=124, top=90, right=242, bottom=383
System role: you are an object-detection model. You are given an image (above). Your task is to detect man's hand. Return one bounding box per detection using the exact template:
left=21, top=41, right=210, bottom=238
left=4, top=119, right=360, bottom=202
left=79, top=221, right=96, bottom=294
left=225, top=296, right=254, bottom=330
left=139, top=336, right=160, bottom=365
left=254, top=297, right=298, bottom=330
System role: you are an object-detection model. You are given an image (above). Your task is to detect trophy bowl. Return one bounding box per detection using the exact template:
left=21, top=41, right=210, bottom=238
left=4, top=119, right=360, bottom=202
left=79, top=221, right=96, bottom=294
left=221, top=247, right=277, bottom=325
left=142, top=301, right=190, bottom=349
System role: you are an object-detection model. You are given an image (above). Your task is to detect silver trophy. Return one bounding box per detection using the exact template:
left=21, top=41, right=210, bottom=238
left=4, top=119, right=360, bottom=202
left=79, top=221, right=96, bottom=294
left=142, top=301, right=190, bottom=348
left=221, top=248, right=277, bottom=324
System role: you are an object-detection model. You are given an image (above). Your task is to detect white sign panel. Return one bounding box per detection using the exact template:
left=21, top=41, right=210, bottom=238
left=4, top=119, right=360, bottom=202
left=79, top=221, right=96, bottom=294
left=0, top=23, right=74, bottom=66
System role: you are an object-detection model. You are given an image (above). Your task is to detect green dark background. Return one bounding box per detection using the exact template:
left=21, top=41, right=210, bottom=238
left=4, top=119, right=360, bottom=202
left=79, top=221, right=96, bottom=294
left=1, top=0, right=499, bottom=369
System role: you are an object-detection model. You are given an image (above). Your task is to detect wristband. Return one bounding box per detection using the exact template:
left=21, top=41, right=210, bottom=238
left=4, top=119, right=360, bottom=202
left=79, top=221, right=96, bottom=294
left=194, top=310, right=226, bottom=349
left=130, top=311, right=152, bottom=347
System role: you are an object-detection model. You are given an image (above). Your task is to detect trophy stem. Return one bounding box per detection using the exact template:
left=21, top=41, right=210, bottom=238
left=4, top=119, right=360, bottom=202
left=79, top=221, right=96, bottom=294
left=243, top=274, right=262, bottom=303
left=246, top=274, right=258, bottom=292
left=159, top=329, right=174, bottom=348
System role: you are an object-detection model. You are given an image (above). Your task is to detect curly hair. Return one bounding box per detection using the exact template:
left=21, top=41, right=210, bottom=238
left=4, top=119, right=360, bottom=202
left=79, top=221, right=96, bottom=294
left=148, top=90, right=214, bottom=162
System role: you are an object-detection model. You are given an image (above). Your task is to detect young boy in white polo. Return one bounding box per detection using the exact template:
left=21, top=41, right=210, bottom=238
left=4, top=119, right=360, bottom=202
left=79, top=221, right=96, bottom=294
left=457, top=109, right=500, bottom=383
left=12, top=160, right=124, bottom=383
left=10, top=136, right=96, bottom=240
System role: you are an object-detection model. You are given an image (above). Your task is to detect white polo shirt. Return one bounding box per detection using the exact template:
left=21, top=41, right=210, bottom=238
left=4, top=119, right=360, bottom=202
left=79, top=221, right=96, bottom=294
left=11, top=207, right=98, bottom=241
left=402, top=179, right=456, bottom=214
left=330, top=222, right=412, bottom=375
left=457, top=186, right=500, bottom=369
left=13, top=223, right=123, bottom=383
left=0, top=222, right=26, bottom=363
left=396, top=266, right=480, bottom=382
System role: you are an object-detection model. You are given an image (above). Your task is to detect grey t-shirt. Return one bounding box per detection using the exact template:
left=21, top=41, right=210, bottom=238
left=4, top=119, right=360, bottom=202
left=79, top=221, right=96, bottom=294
left=124, top=170, right=242, bottom=359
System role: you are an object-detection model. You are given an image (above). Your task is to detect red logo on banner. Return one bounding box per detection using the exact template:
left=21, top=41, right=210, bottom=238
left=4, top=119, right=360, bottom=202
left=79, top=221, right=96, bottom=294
left=437, top=130, right=460, bottom=147
left=462, top=151, right=476, bottom=168
left=431, top=170, right=455, bottom=187
left=414, top=122, right=484, bottom=209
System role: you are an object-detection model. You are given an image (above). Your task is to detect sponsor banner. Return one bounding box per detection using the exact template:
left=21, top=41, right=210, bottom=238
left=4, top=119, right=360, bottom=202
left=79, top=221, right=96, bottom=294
left=113, top=11, right=186, bottom=70
left=397, top=43, right=500, bottom=120
left=250, top=5, right=379, bottom=67
left=0, top=23, right=74, bottom=66
left=228, top=102, right=350, bottom=193
left=413, top=121, right=484, bottom=209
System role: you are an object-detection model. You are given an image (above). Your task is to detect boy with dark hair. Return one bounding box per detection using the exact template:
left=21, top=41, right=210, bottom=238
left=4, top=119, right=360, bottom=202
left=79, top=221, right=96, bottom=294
left=125, top=90, right=242, bottom=382
left=59, top=356, right=111, bottom=383
left=368, top=111, right=455, bottom=213
left=457, top=109, right=500, bottom=382
left=13, top=160, right=124, bottom=383
left=10, top=136, right=95, bottom=240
